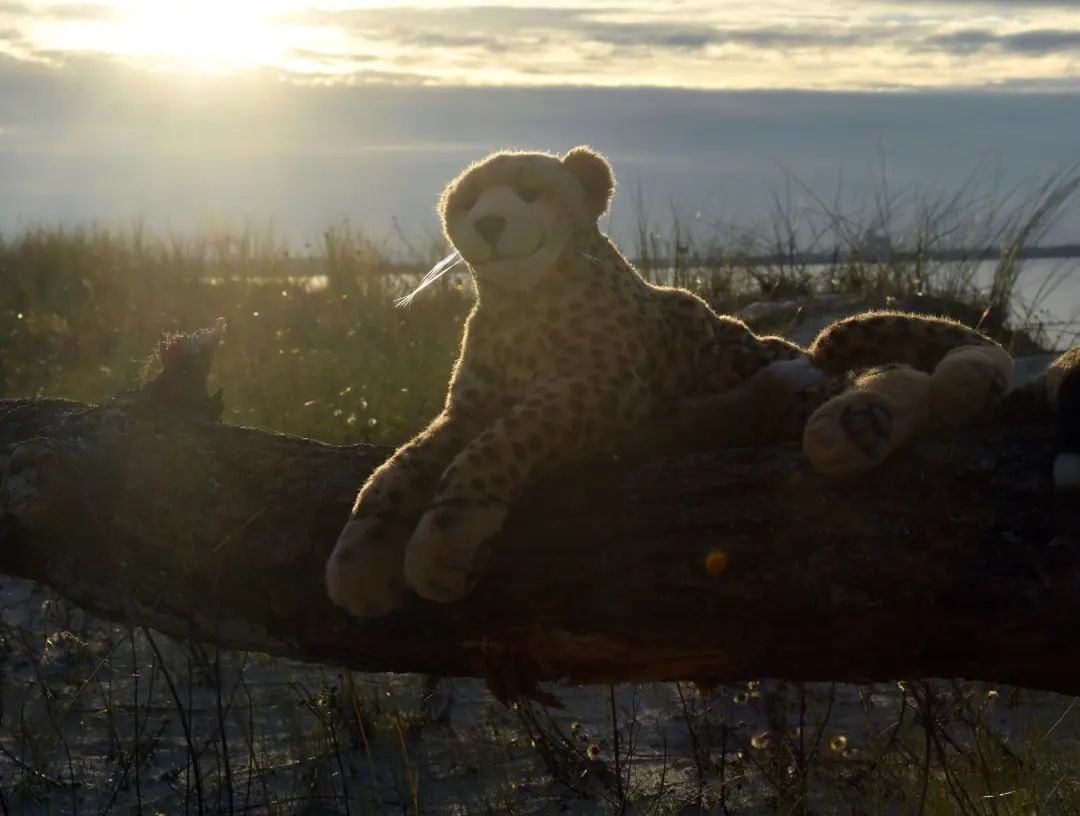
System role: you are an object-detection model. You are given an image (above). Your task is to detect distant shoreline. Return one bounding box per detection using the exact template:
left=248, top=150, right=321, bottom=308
left=369, top=245, right=1080, bottom=276
left=257, top=246, right=1080, bottom=281
left=694, top=244, right=1080, bottom=267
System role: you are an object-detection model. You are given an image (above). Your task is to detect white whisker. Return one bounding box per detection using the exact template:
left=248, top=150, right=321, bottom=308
left=394, top=250, right=464, bottom=308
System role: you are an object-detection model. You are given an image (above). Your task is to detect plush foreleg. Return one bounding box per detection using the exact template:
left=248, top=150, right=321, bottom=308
left=326, top=411, right=477, bottom=617
left=404, top=377, right=652, bottom=603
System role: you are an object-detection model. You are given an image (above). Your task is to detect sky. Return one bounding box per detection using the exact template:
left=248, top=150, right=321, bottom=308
left=1, top=1, right=1079, bottom=248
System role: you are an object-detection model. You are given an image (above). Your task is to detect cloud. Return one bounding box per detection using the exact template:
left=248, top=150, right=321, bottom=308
left=1002, top=28, right=1080, bottom=53
left=580, top=22, right=883, bottom=52
left=0, top=1, right=1077, bottom=91
left=560, top=21, right=721, bottom=50
left=0, top=2, right=119, bottom=19
left=39, top=3, right=121, bottom=19
left=307, top=7, right=880, bottom=54
left=279, top=4, right=1080, bottom=88
left=388, top=31, right=515, bottom=53
left=302, top=4, right=588, bottom=31
left=931, top=27, right=1080, bottom=55
left=927, top=0, right=1080, bottom=5
left=930, top=29, right=1000, bottom=54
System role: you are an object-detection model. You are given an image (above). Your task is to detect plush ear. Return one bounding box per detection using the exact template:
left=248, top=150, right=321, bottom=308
left=562, top=146, right=615, bottom=218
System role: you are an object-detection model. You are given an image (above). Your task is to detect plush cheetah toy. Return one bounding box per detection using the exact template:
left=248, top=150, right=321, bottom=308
left=325, top=146, right=1037, bottom=617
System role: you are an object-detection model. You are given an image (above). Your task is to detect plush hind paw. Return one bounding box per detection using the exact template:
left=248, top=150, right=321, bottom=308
left=325, top=516, right=410, bottom=618
left=804, top=399, right=894, bottom=476
left=404, top=503, right=507, bottom=603
left=803, top=367, right=932, bottom=476
left=930, top=344, right=1012, bottom=426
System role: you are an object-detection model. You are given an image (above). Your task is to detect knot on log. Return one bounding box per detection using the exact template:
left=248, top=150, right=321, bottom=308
left=130, top=318, right=227, bottom=421
left=468, top=632, right=565, bottom=708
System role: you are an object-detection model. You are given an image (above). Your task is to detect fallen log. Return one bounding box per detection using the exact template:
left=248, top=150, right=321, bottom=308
left=0, top=325, right=1074, bottom=703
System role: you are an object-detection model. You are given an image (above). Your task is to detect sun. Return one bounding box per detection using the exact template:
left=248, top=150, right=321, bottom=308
left=115, top=0, right=291, bottom=70
left=41, top=0, right=302, bottom=72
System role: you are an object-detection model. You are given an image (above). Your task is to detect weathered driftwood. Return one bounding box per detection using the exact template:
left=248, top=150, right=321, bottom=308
left=0, top=327, right=1075, bottom=703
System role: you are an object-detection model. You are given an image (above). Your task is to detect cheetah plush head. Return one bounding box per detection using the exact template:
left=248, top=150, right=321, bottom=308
left=439, top=146, right=615, bottom=292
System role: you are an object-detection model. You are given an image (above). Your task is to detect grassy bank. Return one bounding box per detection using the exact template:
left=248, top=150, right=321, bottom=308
left=0, top=224, right=471, bottom=445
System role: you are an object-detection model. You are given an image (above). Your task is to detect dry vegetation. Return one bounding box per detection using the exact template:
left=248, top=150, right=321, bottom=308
left=2, top=172, right=1080, bottom=813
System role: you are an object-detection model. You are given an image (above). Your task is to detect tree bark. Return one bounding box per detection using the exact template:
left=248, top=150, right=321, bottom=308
left=0, top=331, right=1074, bottom=704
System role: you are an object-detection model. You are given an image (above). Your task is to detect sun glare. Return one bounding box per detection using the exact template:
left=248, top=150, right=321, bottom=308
left=41, top=0, right=304, bottom=72
left=117, top=0, right=294, bottom=70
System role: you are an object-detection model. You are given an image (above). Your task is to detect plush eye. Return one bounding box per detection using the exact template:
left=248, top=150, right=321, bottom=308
left=517, top=185, right=541, bottom=203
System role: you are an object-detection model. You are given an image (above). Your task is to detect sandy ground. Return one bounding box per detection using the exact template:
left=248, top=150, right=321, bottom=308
left=4, top=573, right=1078, bottom=815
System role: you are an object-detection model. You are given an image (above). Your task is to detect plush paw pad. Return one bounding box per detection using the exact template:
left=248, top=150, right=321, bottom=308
left=325, top=516, right=410, bottom=618
left=930, top=344, right=1012, bottom=426
left=404, top=503, right=507, bottom=603
left=803, top=367, right=932, bottom=477
left=803, top=397, right=894, bottom=476
left=840, top=402, right=893, bottom=457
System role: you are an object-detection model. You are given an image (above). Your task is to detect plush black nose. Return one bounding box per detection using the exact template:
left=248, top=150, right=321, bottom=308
left=474, top=215, right=506, bottom=245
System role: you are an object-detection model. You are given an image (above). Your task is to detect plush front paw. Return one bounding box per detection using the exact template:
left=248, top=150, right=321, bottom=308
left=403, top=503, right=507, bottom=602
left=325, top=516, right=410, bottom=618
left=930, top=344, right=1012, bottom=426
